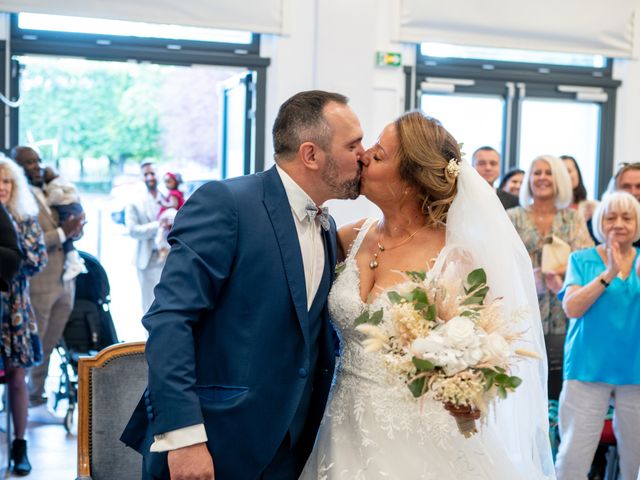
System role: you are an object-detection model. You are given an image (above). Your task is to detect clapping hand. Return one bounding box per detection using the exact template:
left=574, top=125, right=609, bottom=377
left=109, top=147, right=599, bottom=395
left=543, top=272, right=564, bottom=294
left=605, top=234, right=622, bottom=279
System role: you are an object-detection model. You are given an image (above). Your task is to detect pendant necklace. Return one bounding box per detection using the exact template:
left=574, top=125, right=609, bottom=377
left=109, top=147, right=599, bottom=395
left=370, top=224, right=426, bottom=269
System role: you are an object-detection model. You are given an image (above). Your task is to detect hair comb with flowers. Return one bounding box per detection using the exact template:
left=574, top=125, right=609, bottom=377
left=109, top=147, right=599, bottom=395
left=446, top=158, right=461, bottom=177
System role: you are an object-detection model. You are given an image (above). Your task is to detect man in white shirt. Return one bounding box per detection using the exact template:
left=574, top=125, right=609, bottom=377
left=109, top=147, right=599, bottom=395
left=124, top=162, right=166, bottom=313
left=121, top=90, right=364, bottom=480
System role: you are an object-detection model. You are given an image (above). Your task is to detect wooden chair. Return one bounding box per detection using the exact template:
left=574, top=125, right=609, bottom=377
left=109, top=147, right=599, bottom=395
left=76, top=341, right=146, bottom=480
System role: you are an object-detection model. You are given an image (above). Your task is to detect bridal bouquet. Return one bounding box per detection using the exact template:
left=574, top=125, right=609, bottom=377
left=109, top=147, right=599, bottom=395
left=355, top=267, right=538, bottom=438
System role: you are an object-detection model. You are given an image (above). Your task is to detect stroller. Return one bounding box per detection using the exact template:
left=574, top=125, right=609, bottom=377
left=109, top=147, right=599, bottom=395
left=53, top=251, right=119, bottom=431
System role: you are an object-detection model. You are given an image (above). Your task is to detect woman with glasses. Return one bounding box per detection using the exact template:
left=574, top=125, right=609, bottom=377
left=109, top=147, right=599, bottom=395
left=555, top=191, right=640, bottom=480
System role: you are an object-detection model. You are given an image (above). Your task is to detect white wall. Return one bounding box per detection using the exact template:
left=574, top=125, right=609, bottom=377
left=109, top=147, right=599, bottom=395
left=613, top=58, right=640, bottom=168
left=261, top=0, right=416, bottom=226
left=261, top=1, right=639, bottom=218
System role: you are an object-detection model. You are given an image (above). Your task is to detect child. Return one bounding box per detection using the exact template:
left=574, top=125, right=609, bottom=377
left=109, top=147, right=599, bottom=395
left=155, top=172, right=185, bottom=258
left=42, top=167, right=87, bottom=281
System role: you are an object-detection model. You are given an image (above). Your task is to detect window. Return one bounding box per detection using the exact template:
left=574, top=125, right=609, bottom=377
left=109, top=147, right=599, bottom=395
left=410, top=43, right=620, bottom=197
left=5, top=13, right=270, bottom=339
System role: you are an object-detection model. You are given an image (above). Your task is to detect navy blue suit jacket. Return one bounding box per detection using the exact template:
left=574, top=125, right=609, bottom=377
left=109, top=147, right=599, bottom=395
left=121, top=166, right=337, bottom=479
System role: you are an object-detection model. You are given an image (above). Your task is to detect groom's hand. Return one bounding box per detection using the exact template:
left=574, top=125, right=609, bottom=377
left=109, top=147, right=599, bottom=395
left=168, top=442, right=214, bottom=480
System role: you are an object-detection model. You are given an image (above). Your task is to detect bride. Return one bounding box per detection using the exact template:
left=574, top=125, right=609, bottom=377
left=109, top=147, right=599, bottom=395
left=301, top=112, right=556, bottom=479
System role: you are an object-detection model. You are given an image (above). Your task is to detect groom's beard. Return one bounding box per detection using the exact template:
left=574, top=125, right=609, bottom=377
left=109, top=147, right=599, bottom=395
left=321, top=154, right=361, bottom=200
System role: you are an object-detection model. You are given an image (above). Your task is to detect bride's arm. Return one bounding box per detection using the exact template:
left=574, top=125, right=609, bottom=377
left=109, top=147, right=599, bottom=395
left=337, top=218, right=368, bottom=262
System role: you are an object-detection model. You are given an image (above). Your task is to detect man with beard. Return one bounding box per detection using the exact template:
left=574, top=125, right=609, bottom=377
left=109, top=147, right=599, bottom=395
left=11, top=146, right=84, bottom=419
left=121, top=90, right=364, bottom=480
left=125, top=162, right=166, bottom=312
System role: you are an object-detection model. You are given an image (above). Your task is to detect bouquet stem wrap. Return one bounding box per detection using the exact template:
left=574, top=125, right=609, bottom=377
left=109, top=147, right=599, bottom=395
left=454, top=416, right=478, bottom=438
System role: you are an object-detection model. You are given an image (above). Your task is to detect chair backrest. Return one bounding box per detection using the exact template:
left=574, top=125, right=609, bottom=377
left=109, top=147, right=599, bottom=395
left=77, top=341, right=146, bottom=480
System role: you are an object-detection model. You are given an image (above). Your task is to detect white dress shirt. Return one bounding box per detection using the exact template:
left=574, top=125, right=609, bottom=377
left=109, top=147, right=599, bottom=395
left=150, top=166, right=326, bottom=452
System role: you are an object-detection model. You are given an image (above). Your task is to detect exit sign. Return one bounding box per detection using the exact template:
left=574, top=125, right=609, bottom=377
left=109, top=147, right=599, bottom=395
left=376, top=51, right=402, bottom=67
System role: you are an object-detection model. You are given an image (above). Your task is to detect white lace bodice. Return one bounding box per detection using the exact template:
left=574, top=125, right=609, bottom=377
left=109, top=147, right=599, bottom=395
left=300, top=219, right=523, bottom=480
left=326, top=219, right=456, bottom=448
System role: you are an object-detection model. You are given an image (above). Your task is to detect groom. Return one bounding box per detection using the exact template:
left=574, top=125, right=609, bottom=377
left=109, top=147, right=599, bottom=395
left=121, top=90, right=364, bottom=479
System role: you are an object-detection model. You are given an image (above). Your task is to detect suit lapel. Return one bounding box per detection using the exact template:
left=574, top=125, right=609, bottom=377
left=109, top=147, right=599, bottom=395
left=262, top=167, right=310, bottom=347
left=31, top=187, right=57, bottom=227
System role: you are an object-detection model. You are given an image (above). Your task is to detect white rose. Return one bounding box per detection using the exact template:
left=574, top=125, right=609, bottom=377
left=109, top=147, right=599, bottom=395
left=411, top=334, right=446, bottom=357
left=482, top=333, right=511, bottom=360
left=441, top=316, right=479, bottom=349
left=438, top=350, right=469, bottom=375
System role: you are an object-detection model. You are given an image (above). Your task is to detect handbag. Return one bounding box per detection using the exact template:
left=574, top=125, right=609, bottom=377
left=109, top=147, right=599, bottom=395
left=541, top=235, right=571, bottom=274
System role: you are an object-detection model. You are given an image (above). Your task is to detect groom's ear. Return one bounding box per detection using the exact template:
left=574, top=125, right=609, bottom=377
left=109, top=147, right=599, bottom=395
left=299, top=142, right=321, bottom=171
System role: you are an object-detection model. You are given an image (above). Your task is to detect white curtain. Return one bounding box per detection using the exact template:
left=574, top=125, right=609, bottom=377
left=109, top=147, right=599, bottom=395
left=393, top=0, right=638, bottom=58
left=0, top=0, right=289, bottom=34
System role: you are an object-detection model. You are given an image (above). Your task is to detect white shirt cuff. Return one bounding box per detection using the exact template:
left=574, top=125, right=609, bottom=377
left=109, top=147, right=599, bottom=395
left=57, top=227, right=66, bottom=244
left=149, top=423, right=208, bottom=452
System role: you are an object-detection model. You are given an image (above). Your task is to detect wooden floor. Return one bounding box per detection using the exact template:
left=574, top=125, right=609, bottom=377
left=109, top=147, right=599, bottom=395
left=0, top=409, right=77, bottom=479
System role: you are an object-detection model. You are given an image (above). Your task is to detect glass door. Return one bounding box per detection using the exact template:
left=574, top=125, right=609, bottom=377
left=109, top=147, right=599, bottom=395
left=219, top=71, right=255, bottom=179
left=420, top=92, right=505, bottom=160
left=518, top=98, right=601, bottom=199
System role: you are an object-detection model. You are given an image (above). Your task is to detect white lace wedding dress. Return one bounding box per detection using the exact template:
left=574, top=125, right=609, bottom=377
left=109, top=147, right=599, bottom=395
left=300, top=218, right=529, bottom=480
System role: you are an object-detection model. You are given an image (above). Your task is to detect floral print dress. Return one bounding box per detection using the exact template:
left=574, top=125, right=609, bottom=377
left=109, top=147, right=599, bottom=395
left=507, top=207, right=594, bottom=335
left=0, top=214, right=47, bottom=368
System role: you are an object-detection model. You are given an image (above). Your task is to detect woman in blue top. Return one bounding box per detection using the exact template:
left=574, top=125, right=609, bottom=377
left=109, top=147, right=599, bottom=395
left=555, top=191, right=640, bottom=480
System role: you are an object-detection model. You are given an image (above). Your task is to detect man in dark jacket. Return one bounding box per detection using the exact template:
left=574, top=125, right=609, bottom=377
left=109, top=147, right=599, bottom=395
left=472, top=146, right=520, bottom=209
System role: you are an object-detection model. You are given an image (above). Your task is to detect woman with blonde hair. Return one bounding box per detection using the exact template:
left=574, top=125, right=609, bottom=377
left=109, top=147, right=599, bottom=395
left=507, top=155, right=593, bottom=400
left=0, top=155, right=47, bottom=475
left=301, top=112, right=554, bottom=479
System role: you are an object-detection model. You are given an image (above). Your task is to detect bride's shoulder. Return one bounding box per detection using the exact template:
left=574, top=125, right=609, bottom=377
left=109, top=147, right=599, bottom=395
left=337, top=218, right=372, bottom=258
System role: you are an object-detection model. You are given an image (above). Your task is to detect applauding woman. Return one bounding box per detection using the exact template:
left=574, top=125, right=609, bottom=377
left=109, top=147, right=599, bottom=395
left=555, top=191, right=640, bottom=480
left=0, top=156, right=47, bottom=475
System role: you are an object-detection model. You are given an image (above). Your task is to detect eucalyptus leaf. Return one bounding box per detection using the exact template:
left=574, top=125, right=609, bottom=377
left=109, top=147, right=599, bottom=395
left=354, top=311, right=370, bottom=326
left=427, top=304, right=437, bottom=321
left=335, top=262, right=346, bottom=276
left=406, top=270, right=426, bottom=282
left=412, top=357, right=435, bottom=372
left=387, top=291, right=404, bottom=304
left=461, top=295, right=483, bottom=306
left=507, top=376, right=523, bottom=389
left=497, top=385, right=507, bottom=399
left=408, top=376, right=426, bottom=398
left=369, top=309, right=384, bottom=325
left=411, top=288, right=428, bottom=305
left=467, top=268, right=487, bottom=286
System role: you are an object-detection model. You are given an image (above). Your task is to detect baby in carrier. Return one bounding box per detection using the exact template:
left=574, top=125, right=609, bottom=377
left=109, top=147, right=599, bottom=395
left=43, top=167, right=87, bottom=281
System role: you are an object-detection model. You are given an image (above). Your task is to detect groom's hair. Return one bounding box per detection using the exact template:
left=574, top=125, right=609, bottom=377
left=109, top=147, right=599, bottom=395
left=273, top=90, right=348, bottom=161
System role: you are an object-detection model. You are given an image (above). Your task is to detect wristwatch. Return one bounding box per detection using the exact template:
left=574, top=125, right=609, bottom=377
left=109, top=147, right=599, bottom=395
left=599, top=275, right=610, bottom=288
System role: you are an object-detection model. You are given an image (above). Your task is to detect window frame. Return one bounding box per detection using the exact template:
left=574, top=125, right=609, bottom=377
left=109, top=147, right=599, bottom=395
left=6, top=13, right=270, bottom=173
left=408, top=46, right=621, bottom=197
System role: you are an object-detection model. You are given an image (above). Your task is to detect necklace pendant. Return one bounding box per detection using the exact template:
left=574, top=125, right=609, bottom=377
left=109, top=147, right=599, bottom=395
left=377, top=242, right=385, bottom=251
left=369, top=259, right=379, bottom=269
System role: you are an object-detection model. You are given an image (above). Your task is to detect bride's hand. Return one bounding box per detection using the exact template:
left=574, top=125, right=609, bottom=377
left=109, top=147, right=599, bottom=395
left=444, top=402, right=480, bottom=420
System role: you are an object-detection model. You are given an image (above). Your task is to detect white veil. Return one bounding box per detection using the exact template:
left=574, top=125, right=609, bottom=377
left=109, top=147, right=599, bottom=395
left=446, top=160, right=556, bottom=479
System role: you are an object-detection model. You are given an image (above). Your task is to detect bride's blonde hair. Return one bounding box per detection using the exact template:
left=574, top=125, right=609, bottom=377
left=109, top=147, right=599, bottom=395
left=394, top=111, right=460, bottom=228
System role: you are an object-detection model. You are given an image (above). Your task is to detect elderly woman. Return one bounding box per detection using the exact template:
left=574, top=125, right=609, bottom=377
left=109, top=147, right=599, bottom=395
left=508, top=155, right=594, bottom=399
left=0, top=156, right=47, bottom=475
left=554, top=191, right=640, bottom=480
